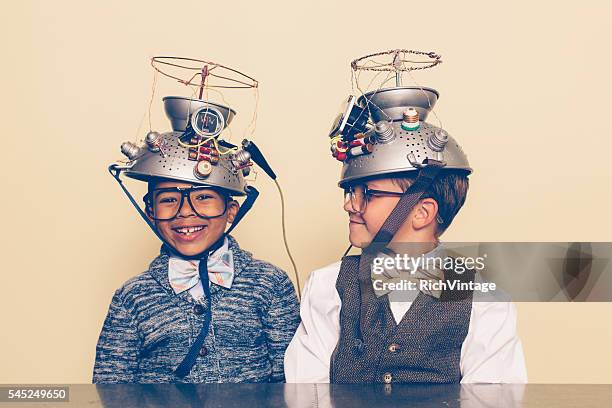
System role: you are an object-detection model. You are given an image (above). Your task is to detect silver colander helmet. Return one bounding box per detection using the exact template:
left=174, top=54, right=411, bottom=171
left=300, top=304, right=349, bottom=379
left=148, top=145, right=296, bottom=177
left=330, top=87, right=472, bottom=188
left=118, top=96, right=251, bottom=196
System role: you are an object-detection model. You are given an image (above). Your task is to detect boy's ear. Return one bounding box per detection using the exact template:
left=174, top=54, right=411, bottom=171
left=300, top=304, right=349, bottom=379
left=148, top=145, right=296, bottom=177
left=412, top=198, right=439, bottom=231
left=145, top=205, right=156, bottom=225
left=226, top=200, right=240, bottom=224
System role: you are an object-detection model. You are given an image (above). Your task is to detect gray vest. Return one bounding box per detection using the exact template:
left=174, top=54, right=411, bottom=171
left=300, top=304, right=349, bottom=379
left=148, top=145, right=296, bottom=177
left=330, top=255, right=474, bottom=384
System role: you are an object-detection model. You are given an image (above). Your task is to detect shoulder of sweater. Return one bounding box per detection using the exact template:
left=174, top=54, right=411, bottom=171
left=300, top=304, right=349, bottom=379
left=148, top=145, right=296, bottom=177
left=112, top=269, right=159, bottom=304
left=241, top=256, right=292, bottom=284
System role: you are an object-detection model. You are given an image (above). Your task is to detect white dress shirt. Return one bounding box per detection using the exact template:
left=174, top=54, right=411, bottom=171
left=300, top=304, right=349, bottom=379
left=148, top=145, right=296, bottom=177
left=284, top=261, right=528, bottom=383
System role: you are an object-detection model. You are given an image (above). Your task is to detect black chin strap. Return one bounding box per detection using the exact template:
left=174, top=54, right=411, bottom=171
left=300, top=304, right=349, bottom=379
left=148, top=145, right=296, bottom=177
left=173, top=246, right=216, bottom=378
left=173, top=189, right=260, bottom=377
left=355, top=159, right=446, bottom=341
left=225, top=185, right=259, bottom=236
left=363, top=159, right=446, bottom=256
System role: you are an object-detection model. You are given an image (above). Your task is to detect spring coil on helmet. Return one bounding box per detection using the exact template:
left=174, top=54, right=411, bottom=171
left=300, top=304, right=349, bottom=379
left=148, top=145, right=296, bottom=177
left=427, top=129, right=449, bottom=152
left=374, top=121, right=396, bottom=144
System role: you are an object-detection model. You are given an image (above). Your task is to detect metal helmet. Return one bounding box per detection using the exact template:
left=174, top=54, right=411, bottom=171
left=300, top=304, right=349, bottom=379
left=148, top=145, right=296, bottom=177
left=118, top=96, right=253, bottom=196
left=329, top=86, right=471, bottom=188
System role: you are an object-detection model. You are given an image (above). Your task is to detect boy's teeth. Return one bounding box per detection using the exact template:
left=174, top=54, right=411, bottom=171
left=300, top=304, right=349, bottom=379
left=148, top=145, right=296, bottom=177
left=176, top=226, right=204, bottom=234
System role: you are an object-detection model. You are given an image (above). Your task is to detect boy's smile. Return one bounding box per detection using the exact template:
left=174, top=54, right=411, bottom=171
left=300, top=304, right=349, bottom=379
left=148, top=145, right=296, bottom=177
left=345, top=179, right=403, bottom=248
left=344, top=178, right=440, bottom=249
left=148, top=180, right=239, bottom=257
left=169, top=221, right=208, bottom=242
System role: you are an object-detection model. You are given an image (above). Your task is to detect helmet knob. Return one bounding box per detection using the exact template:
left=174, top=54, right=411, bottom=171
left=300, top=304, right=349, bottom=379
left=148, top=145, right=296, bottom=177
left=374, top=121, right=396, bottom=143
left=145, top=131, right=162, bottom=152
left=120, top=142, right=142, bottom=160
left=428, top=129, right=449, bottom=152
left=194, top=160, right=213, bottom=179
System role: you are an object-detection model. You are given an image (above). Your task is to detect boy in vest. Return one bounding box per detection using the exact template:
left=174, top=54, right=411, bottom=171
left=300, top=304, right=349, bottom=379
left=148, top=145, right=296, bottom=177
left=93, top=94, right=300, bottom=383
left=285, top=85, right=527, bottom=383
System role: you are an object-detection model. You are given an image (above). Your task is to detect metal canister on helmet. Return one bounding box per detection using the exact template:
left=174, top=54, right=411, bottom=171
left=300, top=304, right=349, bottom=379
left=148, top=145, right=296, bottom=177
left=145, top=131, right=162, bottom=152
left=121, top=141, right=142, bottom=160
left=401, top=107, right=420, bottom=131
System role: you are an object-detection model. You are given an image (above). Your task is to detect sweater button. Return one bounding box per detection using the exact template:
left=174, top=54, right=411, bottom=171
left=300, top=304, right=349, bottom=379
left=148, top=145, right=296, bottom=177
left=383, top=372, right=393, bottom=384
left=193, top=304, right=205, bottom=315
left=199, top=346, right=208, bottom=357
left=388, top=343, right=399, bottom=353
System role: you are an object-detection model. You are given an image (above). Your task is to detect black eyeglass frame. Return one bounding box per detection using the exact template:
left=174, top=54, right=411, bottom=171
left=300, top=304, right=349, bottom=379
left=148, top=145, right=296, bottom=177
left=143, top=185, right=230, bottom=221
left=343, top=184, right=444, bottom=224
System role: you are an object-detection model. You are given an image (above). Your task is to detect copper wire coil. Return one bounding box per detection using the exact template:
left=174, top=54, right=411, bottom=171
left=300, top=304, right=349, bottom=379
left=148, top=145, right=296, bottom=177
left=403, top=109, right=419, bottom=123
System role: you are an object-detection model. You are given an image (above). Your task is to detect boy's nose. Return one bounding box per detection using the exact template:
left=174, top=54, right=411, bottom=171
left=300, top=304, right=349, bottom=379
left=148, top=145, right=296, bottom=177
left=177, top=197, right=196, bottom=217
left=343, top=198, right=356, bottom=214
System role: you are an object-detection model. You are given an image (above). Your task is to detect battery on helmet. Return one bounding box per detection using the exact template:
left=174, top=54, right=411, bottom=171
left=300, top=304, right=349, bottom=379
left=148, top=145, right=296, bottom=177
left=347, top=144, right=374, bottom=158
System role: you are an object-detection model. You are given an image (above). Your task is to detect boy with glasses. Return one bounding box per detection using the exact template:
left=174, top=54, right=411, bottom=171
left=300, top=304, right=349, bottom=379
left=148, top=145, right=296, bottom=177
left=284, top=86, right=527, bottom=384
left=93, top=97, right=300, bottom=383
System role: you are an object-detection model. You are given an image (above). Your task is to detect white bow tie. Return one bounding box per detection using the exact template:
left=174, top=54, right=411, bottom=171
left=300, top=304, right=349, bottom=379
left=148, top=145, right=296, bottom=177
left=168, top=238, right=235, bottom=294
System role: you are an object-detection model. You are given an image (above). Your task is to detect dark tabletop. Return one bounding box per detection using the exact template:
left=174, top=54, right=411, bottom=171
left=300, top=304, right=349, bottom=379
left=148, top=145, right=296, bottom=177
left=2, top=384, right=612, bottom=408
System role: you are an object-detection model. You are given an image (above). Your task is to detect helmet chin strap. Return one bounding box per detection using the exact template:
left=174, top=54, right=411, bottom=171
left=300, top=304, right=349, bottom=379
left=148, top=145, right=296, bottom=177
left=108, top=165, right=260, bottom=261
left=363, top=158, right=446, bottom=256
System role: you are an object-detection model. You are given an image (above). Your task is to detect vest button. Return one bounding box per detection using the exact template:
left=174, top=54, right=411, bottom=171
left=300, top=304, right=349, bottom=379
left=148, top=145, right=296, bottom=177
left=353, top=338, right=364, bottom=352
left=383, top=372, right=393, bottom=384
left=199, top=346, right=208, bottom=357
left=388, top=343, right=399, bottom=353
left=193, top=304, right=205, bottom=315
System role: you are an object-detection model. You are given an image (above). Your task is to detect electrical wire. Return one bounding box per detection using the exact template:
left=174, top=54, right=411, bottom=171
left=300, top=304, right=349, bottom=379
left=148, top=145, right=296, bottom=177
left=148, top=68, right=158, bottom=132
left=274, top=179, right=301, bottom=299
left=405, top=68, right=444, bottom=131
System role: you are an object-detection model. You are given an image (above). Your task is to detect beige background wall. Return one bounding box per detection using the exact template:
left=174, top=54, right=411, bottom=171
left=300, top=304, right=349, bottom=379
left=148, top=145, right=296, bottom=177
left=1, top=0, right=611, bottom=383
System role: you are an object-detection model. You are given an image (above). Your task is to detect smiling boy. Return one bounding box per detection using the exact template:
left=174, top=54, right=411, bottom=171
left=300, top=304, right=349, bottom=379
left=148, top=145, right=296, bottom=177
left=93, top=96, right=300, bottom=383
left=284, top=86, right=527, bottom=384
left=152, top=180, right=235, bottom=256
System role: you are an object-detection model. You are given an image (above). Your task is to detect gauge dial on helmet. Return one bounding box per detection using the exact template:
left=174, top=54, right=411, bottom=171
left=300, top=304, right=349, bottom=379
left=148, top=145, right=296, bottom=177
left=191, top=106, right=226, bottom=138
left=328, top=95, right=369, bottom=139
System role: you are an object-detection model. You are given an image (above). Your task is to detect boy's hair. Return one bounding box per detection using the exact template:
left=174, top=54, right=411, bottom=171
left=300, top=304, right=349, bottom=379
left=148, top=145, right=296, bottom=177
left=389, top=170, right=469, bottom=236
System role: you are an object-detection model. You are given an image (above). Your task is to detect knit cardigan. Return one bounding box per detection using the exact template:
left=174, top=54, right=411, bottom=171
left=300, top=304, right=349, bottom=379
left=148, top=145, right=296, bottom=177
left=93, top=235, right=300, bottom=383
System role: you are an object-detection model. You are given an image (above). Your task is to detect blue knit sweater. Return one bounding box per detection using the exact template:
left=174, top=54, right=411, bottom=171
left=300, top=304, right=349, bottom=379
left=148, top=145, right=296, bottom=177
left=93, top=235, right=300, bottom=383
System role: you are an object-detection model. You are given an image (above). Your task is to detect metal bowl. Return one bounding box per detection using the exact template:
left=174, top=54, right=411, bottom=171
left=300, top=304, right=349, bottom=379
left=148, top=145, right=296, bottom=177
left=357, top=86, right=439, bottom=122
left=163, top=96, right=236, bottom=132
